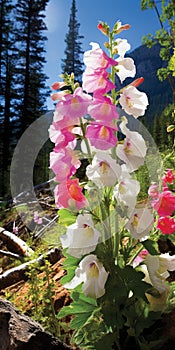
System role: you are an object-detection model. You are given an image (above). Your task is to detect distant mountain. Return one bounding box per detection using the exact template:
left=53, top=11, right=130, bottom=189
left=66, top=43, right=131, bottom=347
left=116, top=43, right=173, bottom=126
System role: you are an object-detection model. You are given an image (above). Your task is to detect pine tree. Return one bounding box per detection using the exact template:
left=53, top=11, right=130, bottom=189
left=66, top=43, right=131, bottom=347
left=61, top=0, right=84, bottom=84
left=13, top=0, right=49, bottom=135
left=0, top=0, right=15, bottom=196
left=0, top=0, right=50, bottom=196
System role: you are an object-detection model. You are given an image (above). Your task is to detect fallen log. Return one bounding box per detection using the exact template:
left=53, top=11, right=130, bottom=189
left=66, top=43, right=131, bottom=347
left=0, top=227, right=34, bottom=257
left=0, top=249, right=23, bottom=260
left=0, top=248, right=63, bottom=290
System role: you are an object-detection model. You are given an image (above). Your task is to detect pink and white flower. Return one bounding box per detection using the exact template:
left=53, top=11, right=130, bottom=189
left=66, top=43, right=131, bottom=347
left=54, top=178, right=88, bottom=211
left=144, top=253, right=175, bottom=294
left=113, top=165, right=140, bottom=214
left=86, top=122, right=118, bottom=150
left=60, top=214, right=101, bottom=258
left=82, top=68, right=116, bottom=94
left=116, top=117, right=147, bottom=172
left=87, top=95, right=119, bottom=123
left=113, top=38, right=131, bottom=57
left=64, top=254, right=109, bottom=299
left=116, top=57, right=136, bottom=83
left=119, top=85, right=149, bottom=118
left=86, top=151, right=121, bottom=188
left=125, top=206, right=154, bottom=240
left=83, top=42, right=117, bottom=70
left=55, top=87, right=92, bottom=119
left=50, top=148, right=81, bottom=182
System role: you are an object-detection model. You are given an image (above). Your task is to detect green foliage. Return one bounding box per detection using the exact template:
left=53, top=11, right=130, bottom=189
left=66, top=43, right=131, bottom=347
left=141, top=0, right=175, bottom=102
left=60, top=249, right=81, bottom=285
left=58, top=208, right=77, bottom=226
left=152, top=103, right=174, bottom=150
left=169, top=48, right=175, bottom=76
left=26, top=258, right=59, bottom=336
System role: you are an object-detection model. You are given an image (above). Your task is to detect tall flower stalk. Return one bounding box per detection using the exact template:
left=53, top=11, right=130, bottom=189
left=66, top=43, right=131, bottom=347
left=49, top=20, right=175, bottom=350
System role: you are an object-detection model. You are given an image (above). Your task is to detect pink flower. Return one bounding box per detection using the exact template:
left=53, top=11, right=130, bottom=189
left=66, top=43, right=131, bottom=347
left=50, top=148, right=81, bottom=182
left=49, top=123, right=76, bottom=149
left=83, top=42, right=117, bottom=70
left=51, top=91, right=68, bottom=101
left=162, top=169, right=175, bottom=185
left=51, top=81, right=67, bottom=90
left=54, top=178, right=89, bottom=211
left=55, top=87, right=92, bottom=119
left=82, top=68, right=115, bottom=94
left=86, top=123, right=118, bottom=150
left=34, top=211, right=43, bottom=225
left=157, top=216, right=175, bottom=235
left=13, top=221, right=19, bottom=234
left=133, top=249, right=148, bottom=267
left=148, top=183, right=159, bottom=199
left=87, top=95, right=119, bottom=123
left=152, top=190, right=175, bottom=216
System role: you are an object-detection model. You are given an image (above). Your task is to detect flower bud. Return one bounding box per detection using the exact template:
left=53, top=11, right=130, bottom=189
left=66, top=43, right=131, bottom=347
left=167, top=124, right=175, bottom=133
left=97, top=22, right=109, bottom=36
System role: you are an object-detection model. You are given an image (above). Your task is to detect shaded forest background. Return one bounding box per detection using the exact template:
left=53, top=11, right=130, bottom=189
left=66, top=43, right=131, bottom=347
left=0, top=0, right=174, bottom=200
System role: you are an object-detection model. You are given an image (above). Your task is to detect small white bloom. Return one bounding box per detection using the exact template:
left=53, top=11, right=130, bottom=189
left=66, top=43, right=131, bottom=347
left=116, top=117, right=147, bottom=172
left=125, top=206, right=154, bottom=240
left=60, top=214, right=100, bottom=258
left=86, top=151, right=121, bottom=188
left=83, top=42, right=101, bottom=69
left=116, top=57, right=136, bottom=83
left=64, top=254, right=109, bottom=299
left=119, top=85, right=149, bottom=118
left=113, top=164, right=140, bottom=215
left=114, top=38, right=131, bottom=57
left=144, top=253, right=175, bottom=294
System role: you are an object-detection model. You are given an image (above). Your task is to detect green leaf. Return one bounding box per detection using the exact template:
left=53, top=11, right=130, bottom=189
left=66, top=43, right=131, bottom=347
left=60, top=267, right=77, bottom=285
left=70, top=312, right=93, bottom=329
left=57, top=293, right=97, bottom=323
left=120, top=265, right=151, bottom=301
left=60, top=250, right=81, bottom=285
left=58, top=208, right=77, bottom=226
left=142, top=239, right=159, bottom=255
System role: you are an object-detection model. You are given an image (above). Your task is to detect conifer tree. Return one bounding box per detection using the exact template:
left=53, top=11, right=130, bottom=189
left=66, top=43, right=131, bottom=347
left=0, top=0, right=15, bottom=195
left=61, top=0, right=84, bottom=84
left=13, top=0, right=49, bottom=135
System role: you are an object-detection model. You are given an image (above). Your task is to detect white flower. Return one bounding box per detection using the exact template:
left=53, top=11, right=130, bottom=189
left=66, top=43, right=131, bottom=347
left=119, top=85, right=149, bottom=118
left=125, top=206, right=154, bottom=240
left=60, top=214, right=100, bottom=258
left=86, top=151, right=121, bottom=188
left=144, top=253, right=175, bottom=294
left=64, top=254, right=109, bottom=299
left=116, top=117, right=147, bottom=172
left=114, top=38, right=131, bottom=57
left=116, top=57, right=136, bottom=83
left=113, top=164, right=140, bottom=215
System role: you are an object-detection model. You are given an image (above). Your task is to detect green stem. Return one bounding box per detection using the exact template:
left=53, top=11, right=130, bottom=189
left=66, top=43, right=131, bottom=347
left=113, top=208, right=119, bottom=261
left=109, top=32, right=116, bottom=103
left=80, top=117, right=92, bottom=161
left=128, top=244, right=143, bottom=266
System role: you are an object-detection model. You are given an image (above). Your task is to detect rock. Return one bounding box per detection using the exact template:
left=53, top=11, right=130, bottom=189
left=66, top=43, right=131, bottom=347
left=0, top=299, right=72, bottom=350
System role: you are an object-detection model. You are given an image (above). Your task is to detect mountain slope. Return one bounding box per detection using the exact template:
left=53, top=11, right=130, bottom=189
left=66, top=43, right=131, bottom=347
left=116, top=43, right=173, bottom=125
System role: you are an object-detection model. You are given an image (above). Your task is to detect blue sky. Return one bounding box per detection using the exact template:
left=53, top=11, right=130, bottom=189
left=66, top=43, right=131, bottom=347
left=44, top=0, right=161, bottom=109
